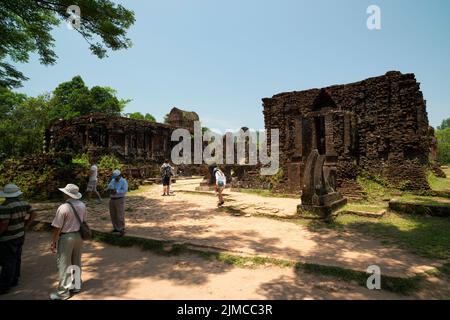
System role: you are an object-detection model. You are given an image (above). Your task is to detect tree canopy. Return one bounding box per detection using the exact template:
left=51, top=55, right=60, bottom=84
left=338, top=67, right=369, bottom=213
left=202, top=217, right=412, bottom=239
left=436, top=120, right=450, bottom=164
left=128, top=112, right=156, bottom=122
left=48, top=75, right=128, bottom=121
left=0, top=0, right=135, bottom=88
left=437, top=118, right=450, bottom=130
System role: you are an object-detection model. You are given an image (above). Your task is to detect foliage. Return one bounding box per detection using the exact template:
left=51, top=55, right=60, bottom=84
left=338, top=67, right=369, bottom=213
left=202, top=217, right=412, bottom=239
left=0, top=0, right=135, bottom=88
left=437, top=118, right=450, bottom=130
left=72, top=153, right=90, bottom=169
left=0, top=88, right=50, bottom=160
left=436, top=127, right=450, bottom=164
left=47, top=76, right=128, bottom=122
left=128, top=112, right=156, bottom=122
left=98, top=154, right=123, bottom=171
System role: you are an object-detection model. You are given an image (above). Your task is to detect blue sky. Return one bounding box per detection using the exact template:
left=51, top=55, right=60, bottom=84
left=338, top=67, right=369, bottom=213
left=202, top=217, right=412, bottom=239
left=15, top=0, right=450, bottom=131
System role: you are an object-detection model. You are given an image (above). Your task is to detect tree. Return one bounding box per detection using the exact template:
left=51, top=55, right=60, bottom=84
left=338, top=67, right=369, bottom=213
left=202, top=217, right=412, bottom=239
left=436, top=127, right=450, bottom=164
left=128, top=112, right=156, bottom=122
left=437, top=118, right=450, bottom=130
left=0, top=0, right=135, bottom=88
left=0, top=89, right=50, bottom=159
left=47, top=75, right=128, bottom=122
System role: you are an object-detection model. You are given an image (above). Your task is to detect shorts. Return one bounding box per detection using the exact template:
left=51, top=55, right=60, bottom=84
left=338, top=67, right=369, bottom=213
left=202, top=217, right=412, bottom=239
left=86, top=180, right=98, bottom=192
left=217, top=181, right=225, bottom=187
left=162, top=176, right=171, bottom=186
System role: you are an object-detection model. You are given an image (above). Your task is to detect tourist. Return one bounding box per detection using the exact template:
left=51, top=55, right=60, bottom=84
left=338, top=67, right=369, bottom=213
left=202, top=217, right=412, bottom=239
left=86, top=159, right=102, bottom=203
left=49, top=184, right=86, bottom=300
left=108, top=169, right=128, bottom=236
left=161, top=159, right=174, bottom=196
left=213, top=166, right=226, bottom=206
left=0, top=184, right=36, bottom=295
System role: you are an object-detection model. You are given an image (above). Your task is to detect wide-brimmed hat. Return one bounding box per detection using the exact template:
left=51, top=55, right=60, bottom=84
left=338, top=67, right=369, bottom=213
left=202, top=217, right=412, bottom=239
left=112, top=169, right=121, bottom=177
left=58, top=184, right=82, bottom=199
left=0, top=184, right=23, bottom=198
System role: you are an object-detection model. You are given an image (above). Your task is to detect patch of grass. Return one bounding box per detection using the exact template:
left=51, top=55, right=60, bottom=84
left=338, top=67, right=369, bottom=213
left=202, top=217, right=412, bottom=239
left=428, top=171, right=450, bottom=192
left=341, top=203, right=387, bottom=213
left=199, top=251, right=295, bottom=268
left=357, top=176, right=397, bottom=202
left=396, top=194, right=450, bottom=207
left=296, top=262, right=422, bottom=295
left=333, top=212, right=450, bottom=260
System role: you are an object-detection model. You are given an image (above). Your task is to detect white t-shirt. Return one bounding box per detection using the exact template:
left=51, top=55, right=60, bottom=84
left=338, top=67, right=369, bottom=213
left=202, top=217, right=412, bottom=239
left=51, top=199, right=87, bottom=234
left=215, top=170, right=226, bottom=186
left=89, top=165, right=98, bottom=182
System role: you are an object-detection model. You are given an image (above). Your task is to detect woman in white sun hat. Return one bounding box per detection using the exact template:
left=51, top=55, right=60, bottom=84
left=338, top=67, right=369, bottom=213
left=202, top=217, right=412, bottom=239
left=49, top=183, right=87, bottom=300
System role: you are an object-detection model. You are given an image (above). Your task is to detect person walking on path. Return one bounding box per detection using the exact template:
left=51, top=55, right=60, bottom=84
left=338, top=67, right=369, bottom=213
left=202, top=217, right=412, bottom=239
left=161, top=160, right=174, bottom=196
left=86, top=160, right=102, bottom=203
left=0, top=184, right=36, bottom=295
left=108, top=169, right=128, bottom=236
left=213, top=166, right=226, bottom=207
left=49, top=184, right=86, bottom=300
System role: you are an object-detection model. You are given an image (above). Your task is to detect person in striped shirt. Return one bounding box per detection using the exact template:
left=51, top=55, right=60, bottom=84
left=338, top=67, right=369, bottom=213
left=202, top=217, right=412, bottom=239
left=0, top=184, right=36, bottom=295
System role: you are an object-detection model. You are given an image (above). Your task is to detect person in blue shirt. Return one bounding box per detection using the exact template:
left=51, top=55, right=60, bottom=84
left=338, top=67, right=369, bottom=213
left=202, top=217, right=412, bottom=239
left=107, top=169, right=128, bottom=236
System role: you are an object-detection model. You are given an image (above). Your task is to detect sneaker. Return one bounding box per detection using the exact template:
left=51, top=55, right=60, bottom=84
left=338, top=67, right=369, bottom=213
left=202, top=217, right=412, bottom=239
left=50, top=292, right=71, bottom=300
left=111, top=229, right=119, bottom=233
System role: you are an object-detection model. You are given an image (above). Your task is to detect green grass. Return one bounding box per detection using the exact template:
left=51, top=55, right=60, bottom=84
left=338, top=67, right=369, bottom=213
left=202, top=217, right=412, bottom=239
left=356, top=176, right=397, bottom=202
left=333, top=212, right=450, bottom=260
left=428, top=171, right=450, bottom=192
left=341, top=203, right=387, bottom=213
left=396, top=194, right=450, bottom=207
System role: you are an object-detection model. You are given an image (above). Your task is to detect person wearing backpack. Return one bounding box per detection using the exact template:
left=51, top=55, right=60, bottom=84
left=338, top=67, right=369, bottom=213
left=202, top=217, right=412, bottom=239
left=49, top=184, right=87, bottom=300
left=213, top=166, right=226, bottom=206
left=161, top=159, right=174, bottom=196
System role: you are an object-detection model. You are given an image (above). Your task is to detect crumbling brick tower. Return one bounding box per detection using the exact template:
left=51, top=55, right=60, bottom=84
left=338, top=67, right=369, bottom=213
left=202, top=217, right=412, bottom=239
left=262, top=71, right=432, bottom=195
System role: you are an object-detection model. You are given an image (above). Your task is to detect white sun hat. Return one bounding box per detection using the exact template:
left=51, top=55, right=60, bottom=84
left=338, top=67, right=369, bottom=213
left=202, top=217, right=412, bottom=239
left=0, top=184, right=23, bottom=198
left=112, top=169, right=121, bottom=177
left=58, top=183, right=82, bottom=200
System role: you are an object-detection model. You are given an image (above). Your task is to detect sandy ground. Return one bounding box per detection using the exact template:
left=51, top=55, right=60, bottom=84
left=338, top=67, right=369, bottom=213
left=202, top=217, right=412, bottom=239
left=31, top=179, right=443, bottom=278
left=0, top=232, right=427, bottom=300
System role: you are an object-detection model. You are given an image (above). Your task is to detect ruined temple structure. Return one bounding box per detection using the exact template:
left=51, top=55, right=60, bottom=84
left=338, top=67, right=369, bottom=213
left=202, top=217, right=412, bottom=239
left=263, top=71, right=434, bottom=195
left=44, top=107, right=200, bottom=165
left=166, top=107, right=199, bottom=132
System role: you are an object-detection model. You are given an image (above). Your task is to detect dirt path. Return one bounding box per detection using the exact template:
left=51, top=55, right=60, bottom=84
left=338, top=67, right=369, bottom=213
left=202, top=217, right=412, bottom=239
left=0, top=232, right=418, bottom=300
left=32, top=179, right=442, bottom=278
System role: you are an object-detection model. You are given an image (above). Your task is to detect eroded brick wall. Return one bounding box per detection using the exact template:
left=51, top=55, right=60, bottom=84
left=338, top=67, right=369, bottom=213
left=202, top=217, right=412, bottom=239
left=263, top=71, right=432, bottom=193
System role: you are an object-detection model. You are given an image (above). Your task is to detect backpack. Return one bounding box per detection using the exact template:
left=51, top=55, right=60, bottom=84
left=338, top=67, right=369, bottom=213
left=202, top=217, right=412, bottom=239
left=161, top=165, right=172, bottom=178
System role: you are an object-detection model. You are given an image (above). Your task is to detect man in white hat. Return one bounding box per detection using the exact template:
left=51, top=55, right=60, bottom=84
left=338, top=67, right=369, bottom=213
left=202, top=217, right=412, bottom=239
left=49, top=183, right=87, bottom=300
left=0, top=184, right=36, bottom=295
left=107, top=169, right=128, bottom=236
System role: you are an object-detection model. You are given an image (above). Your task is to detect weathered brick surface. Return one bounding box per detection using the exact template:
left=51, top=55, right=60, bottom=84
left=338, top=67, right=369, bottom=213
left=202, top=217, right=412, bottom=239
left=263, top=71, right=433, bottom=194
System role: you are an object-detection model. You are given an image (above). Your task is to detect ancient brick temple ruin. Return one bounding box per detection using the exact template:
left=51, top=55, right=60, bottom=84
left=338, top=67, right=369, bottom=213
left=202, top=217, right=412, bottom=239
left=262, top=71, right=434, bottom=195
left=44, top=107, right=198, bottom=165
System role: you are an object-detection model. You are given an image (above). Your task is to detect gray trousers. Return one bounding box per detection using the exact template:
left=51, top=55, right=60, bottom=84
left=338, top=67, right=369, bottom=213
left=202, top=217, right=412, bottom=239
left=109, top=197, right=125, bottom=232
left=57, top=232, right=83, bottom=295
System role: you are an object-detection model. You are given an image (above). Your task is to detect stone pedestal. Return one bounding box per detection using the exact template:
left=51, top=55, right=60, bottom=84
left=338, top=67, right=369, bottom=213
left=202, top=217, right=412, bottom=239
left=298, top=149, right=347, bottom=219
